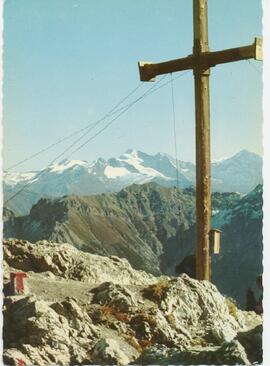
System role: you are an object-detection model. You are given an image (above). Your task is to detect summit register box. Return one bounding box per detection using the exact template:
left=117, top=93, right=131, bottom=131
left=209, top=229, right=221, bottom=254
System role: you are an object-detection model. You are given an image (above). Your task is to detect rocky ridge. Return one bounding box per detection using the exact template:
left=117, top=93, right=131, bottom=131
left=4, top=183, right=263, bottom=306
left=3, top=239, right=262, bottom=365
left=4, top=183, right=197, bottom=276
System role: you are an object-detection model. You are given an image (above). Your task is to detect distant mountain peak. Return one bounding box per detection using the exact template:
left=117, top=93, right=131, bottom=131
left=4, top=149, right=262, bottom=216
left=234, top=149, right=260, bottom=158
left=237, top=148, right=253, bottom=155
left=228, top=149, right=261, bottom=160
left=124, top=148, right=138, bottom=156
left=213, top=149, right=261, bottom=165
left=47, top=159, right=89, bottom=174
left=58, top=158, right=88, bottom=165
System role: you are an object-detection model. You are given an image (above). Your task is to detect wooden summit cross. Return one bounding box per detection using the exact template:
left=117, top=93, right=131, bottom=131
left=138, top=0, right=262, bottom=281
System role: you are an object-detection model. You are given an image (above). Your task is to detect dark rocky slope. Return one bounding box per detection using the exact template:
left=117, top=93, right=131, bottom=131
left=4, top=183, right=262, bottom=307
left=171, top=185, right=263, bottom=307
left=4, top=183, right=196, bottom=276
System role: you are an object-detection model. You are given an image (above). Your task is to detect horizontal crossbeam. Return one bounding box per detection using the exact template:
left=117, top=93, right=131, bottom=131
left=139, top=37, right=262, bottom=81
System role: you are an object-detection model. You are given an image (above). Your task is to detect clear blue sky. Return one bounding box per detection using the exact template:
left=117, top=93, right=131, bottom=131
left=3, top=0, right=262, bottom=171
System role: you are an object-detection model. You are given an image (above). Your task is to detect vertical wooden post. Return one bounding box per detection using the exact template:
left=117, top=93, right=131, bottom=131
left=193, top=0, right=211, bottom=280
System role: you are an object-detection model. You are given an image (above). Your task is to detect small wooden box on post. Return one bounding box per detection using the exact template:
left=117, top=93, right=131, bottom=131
left=209, top=229, right=222, bottom=254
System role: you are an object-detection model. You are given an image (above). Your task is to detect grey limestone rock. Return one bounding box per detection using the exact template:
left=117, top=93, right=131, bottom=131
left=3, top=239, right=263, bottom=366
left=91, top=281, right=138, bottom=312
left=136, top=340, right=250, bottom=365
left=92, top=338, right=130, bottom=365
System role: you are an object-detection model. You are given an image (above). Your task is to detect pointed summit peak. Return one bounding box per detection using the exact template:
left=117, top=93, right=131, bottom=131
left=54, top=158, right=88, bottom=166
left=124, top=148, right=138, bottom=156
left=58, top=158, right=70, bottom=165
left=238, top=149, right=250, bottom=154
left=234, top=149, right=258, bottom=158
left=229, top=149, right=261, bottom=162
left=48, top=159, right=88, bottom=173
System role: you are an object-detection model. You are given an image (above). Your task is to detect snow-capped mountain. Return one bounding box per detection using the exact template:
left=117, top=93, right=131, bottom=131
left=3, top=149, right=262, bottom=215
left=211, top=149, right=262, bottom=193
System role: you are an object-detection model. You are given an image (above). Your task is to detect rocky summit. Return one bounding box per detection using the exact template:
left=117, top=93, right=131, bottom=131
left=3, top=239, right=262, bottom=365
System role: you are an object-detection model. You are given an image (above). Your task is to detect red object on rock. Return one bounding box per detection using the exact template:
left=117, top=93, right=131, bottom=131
left=18, top=358, right=24, bottom=366
left=10, top=272, right=27, bottom=294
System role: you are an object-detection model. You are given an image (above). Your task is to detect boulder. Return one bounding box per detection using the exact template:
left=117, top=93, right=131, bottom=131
left=143, top=274, right=240, bottom=341
left=91, top=281, right=137, bottom=312
left=92, top=338, right=130, bottom=365
left=3, top=295, right=98, bottom=365
left=3, top=348, right=32, bottom=366
left=136, top=340, right=250, bottom=365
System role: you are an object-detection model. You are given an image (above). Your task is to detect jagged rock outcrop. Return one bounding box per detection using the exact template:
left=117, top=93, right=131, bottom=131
left=4, top=296, right=99, bottom=365
left=91, top=282, right=138, bottom=312
left=3, top=238, right=157, bottom=286
left=3, top=239, right=262, bottom=365
left=135, top=340, right=250, bottom=365
left=3, top=207, right=17, bottom=238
